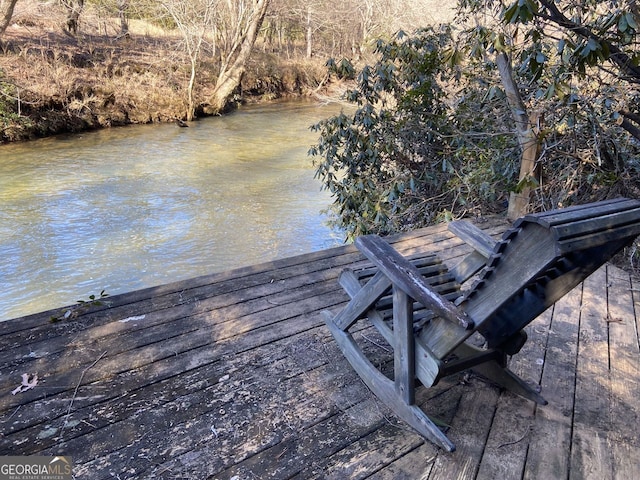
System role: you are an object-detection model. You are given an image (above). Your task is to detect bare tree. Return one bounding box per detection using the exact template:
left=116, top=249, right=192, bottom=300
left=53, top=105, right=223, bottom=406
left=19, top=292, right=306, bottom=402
left=161, top=0, right=214, bottom=120
left=157, top=0, right=270, bottom=117
left=278, top=0, right=356, bottom=59
left=204, top=0, right=270, bottom=114
left=268, top=0, right=445, bottom=60
left=62, top=0, right=84, bottom=35
left=0, top=0, right=19, bottom=37
left=117, top=0, right=129, bottom=37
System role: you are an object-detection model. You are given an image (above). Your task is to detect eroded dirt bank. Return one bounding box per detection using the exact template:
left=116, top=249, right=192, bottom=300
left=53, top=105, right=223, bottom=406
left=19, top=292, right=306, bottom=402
left=0, top=5, right=335, bottom=143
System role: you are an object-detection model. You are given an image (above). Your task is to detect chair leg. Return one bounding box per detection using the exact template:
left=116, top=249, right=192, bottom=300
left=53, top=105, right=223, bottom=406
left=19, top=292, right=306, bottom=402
left=453, top=342, right=548, bottom=405
left=322, top=310, right=457, bottom=452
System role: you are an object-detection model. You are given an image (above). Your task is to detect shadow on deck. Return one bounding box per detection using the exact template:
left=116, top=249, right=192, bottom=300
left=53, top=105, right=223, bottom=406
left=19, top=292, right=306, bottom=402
left=1, top=218, right=639, bottom=479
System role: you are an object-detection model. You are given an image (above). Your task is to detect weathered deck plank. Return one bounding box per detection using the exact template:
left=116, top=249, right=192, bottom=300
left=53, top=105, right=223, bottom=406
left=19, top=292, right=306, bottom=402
left=606, top=265, right=640, bottom=479
left=1, top=217, right=639, bottom=480
left=570, top=267, right=615, bottom=480
left=474, top=308, right=551, bottom=480
left=524, top=282, right=580, bottom=479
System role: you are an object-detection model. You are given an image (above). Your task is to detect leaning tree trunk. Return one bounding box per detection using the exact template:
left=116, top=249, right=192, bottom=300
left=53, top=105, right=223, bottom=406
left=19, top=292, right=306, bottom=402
left=204, top=0, right=270, bottom=114
left=496, top=52, right=540, bottom=220
left=117, top=0, right=129, bottom=37
left=0, top=0, right=19, bottom=37
left=63, top=0, right=84, bottom=35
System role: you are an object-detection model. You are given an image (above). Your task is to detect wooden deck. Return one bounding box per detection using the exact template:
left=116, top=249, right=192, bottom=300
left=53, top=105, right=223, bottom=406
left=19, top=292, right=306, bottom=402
left=1, top=217, right=639, bottom=479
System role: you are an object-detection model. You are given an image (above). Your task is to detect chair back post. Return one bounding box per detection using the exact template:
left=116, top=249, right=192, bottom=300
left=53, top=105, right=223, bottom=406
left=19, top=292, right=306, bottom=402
left=393, top=286, right=415, bottom=404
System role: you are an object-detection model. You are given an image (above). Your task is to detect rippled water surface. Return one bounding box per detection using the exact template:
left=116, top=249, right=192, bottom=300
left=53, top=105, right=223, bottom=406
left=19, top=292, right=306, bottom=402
left=0, top=100, right=344, bottom=320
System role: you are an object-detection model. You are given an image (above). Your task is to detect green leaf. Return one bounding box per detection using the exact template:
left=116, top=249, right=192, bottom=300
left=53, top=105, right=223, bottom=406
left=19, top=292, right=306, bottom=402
left=618, top=13, right=629, bottom=33
left=504, top=2, right=519, bottom=24
left=557, top=38, right=566, bottom=54
left=586, top=38, right=600, bottom=54
left=626, top=12, right=639, bottom=31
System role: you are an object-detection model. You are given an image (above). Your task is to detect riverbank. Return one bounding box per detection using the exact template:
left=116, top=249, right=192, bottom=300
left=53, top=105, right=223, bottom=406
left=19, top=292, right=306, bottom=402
left=0, top=3, right=342, bottom=144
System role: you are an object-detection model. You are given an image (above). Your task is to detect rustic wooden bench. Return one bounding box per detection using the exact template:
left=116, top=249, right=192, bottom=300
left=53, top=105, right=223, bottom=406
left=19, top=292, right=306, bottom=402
left=322, top=198, right=640, bottom=452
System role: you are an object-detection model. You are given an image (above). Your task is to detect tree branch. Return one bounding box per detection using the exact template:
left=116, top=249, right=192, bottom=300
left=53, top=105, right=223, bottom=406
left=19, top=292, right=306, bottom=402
left=0, top=0, right=19, bottom=37
left=537, top=0, right=640, bottom=84
left=621, top=109, right=640, bottom=125
left=620, top=115, right=640, bottom=142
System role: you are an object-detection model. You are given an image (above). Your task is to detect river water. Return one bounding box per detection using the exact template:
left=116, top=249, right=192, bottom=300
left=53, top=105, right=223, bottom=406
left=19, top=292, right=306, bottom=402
left=0, top=100, right=344, bottom=321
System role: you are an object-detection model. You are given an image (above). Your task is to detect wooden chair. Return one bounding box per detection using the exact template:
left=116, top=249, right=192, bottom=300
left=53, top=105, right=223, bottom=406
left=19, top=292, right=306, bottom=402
left=322, top=198, right=640, bottom=451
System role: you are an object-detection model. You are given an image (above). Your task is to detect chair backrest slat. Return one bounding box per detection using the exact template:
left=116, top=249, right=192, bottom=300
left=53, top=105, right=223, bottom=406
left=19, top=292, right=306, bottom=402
left=461, top=198, right=640, bottom=350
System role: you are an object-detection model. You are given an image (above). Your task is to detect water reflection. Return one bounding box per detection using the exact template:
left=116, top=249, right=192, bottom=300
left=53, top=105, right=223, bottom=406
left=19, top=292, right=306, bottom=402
left=0, top=100, right=343, bottom=321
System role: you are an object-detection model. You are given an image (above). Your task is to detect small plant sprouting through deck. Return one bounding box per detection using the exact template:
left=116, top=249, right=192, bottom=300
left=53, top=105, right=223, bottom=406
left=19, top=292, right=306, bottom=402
left=50, top=290, right=110, bottom=323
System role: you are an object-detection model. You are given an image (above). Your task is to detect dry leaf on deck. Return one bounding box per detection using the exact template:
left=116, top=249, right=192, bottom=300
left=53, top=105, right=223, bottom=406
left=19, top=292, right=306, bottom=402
left=11, top=373, right=38, bottom=395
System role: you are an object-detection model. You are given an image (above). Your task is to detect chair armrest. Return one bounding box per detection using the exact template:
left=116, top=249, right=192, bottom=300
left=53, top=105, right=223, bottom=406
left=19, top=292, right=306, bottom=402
left=448, top=220, right=497, bottom=258
left=355, top=235, right=474, bottom=330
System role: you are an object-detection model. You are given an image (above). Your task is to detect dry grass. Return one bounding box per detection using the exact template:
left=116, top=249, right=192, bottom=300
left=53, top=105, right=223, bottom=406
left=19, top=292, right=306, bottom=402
left=1, top=2, right=191, bottom=140
left=0, top=1, right=330, bottom=142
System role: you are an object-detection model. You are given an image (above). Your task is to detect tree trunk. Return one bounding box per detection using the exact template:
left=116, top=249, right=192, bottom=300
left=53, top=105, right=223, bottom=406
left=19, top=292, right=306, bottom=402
left=496, top=52, right=540, bottom=220
left=186, top=56, right=197, bottom=121
left=306, top=6, right=312, bottom=58
left=117, top=0, right=129, bottom=37
left=204, top=0, right=270, bottom=115
left=64, top=0, right=84, bottom=35
left=0, top=0, right=19, bottom=37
